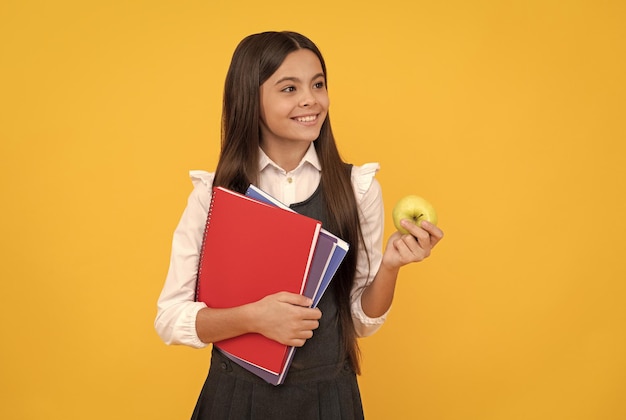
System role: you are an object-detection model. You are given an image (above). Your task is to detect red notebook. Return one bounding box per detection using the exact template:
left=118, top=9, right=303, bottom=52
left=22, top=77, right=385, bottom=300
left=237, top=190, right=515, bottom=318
left=195, top=186, right=322, bottom=375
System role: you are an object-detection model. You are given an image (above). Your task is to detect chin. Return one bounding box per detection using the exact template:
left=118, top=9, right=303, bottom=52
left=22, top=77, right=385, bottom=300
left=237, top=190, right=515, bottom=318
left=292, top=130, right=322, bottom=143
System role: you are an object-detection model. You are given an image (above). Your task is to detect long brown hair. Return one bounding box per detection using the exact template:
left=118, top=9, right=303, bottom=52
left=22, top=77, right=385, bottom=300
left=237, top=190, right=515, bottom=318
left=214, top=31, right=366, bottom=373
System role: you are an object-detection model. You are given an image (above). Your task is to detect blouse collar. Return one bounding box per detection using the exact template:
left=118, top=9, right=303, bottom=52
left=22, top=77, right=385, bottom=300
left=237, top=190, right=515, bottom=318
left=258, top=142, right=321, bottom=173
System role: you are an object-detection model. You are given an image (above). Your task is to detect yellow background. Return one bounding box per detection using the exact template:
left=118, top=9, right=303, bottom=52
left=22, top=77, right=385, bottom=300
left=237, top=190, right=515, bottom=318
left=1, top=1, right=625, bottom=419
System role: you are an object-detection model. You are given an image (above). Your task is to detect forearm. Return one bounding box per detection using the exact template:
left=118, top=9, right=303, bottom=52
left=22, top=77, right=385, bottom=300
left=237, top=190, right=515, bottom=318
left=195, top=304, right=258, bottom=344
left=196, top=292, right=320, bottom=346
left=359, top=262, right=400, bottom=319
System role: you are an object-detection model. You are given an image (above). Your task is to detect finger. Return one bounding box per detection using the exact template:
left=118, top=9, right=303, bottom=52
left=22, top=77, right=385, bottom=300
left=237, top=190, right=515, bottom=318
left=403, top=223, right=431, bottom=251
left=290, top=338, right=307, bottom=348
left=394, top=236, right=427, bottom=262
left=402, top=219, right=444, bottom=251
left=416, top=231, right=431, bottom=251
left=310, top=308, right=322, bottom=320
left=420, top=220, right=444, bottom=245
left=276, top=292, right=313, bottom=307
left=298, top=320, right=320, bottom=335
left=298, top=307, right=322, bottom=321
left=295, top=329, right=314, bottom=340
left=400, top=218, right=423, bottom=236
left=404, top=232, right=432, bottom=258
left=400, top=220, right=431, bottom=246
left=289, top=325, right=317, bottom=347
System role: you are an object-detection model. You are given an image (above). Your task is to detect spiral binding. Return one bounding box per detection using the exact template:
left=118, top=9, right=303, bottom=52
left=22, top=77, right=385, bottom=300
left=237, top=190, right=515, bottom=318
left=194, top=187, right=217, bottom=302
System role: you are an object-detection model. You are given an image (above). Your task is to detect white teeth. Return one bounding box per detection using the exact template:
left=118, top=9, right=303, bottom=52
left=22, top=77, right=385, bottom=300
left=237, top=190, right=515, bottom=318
left=295, top=115, right=316, bottom=122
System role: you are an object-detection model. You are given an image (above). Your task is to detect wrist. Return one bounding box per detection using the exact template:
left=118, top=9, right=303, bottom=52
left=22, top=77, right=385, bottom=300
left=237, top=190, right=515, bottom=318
left=242, top=301, right=260, bottom=335
left=380, top=259, right=401, bottom=276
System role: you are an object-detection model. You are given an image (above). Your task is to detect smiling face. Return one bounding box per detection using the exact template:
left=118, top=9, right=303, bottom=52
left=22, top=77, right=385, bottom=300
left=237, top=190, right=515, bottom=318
left=259, top=49, right=329, bottom=150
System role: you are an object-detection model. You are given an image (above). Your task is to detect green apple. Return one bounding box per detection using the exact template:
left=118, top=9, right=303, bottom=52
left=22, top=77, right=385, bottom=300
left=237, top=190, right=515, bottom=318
left=392, top=195, right=438, bottom=234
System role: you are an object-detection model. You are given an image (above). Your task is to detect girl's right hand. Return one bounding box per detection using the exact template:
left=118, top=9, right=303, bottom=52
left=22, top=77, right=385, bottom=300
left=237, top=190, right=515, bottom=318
left=252, top=292, right=322, bottom=347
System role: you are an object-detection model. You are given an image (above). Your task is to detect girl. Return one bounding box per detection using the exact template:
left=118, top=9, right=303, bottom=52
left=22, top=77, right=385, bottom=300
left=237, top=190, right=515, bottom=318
left=155, top=31, right=444, bottom=419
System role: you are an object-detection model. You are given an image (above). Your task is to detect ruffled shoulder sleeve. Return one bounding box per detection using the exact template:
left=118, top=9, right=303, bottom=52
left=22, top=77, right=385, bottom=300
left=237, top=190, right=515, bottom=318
left=350, top=162, right=380, bottom=201
left=189, top=170, right=215, bottom=190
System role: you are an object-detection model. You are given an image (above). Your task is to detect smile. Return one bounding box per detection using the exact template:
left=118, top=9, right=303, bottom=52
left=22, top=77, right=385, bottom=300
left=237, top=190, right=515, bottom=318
left=293, top=115, right=318, bottom=123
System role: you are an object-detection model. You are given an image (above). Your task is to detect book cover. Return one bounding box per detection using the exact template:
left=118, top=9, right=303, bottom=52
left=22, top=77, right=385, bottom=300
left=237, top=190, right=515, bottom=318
left=196, top=186, right=322, bottom=376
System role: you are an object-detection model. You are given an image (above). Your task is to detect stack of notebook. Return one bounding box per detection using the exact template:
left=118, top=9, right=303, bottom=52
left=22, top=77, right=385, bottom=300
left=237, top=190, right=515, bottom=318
left=195, top=185, right=349, bottom=385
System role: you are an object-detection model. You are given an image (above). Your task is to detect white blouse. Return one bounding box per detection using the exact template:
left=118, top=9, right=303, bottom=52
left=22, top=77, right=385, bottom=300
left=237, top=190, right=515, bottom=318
left=155, top=144, right=389, bottom=348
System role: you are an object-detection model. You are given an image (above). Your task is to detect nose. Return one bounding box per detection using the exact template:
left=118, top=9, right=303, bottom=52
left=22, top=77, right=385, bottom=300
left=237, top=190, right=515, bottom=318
left=299, top=88, right=316, bottom=107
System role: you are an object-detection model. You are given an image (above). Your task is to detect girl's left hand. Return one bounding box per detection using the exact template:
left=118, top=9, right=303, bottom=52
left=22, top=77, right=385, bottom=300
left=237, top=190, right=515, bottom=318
left=382, top=219, right=444, bottom=270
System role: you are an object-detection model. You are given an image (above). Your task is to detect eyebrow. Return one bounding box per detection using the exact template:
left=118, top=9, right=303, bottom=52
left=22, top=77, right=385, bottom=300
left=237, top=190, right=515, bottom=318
left=274, top=72, right=325, bottom=85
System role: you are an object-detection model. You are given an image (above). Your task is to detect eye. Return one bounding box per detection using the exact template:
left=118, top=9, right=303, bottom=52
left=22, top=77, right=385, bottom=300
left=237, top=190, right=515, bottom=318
left=281, top=86, right=296, bottom=93
left=313, top=81, right=325, bottom=89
